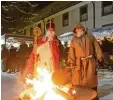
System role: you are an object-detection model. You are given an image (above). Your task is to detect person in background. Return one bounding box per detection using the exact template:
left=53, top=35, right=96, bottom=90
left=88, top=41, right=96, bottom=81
left=17, top=43, right=29, bottom=76
left=54, top=35, right=65, bottom=67
left=101, top=37, right=113, bottom=61
left=65, top=41, right=71, bottom=61
left=1, top=44, right=9, bottom=72
left=27, top=44, right=33, bottom=59
left=7, top=46, right=17, bottom=73
left=68, top=24, right=104, bottom=100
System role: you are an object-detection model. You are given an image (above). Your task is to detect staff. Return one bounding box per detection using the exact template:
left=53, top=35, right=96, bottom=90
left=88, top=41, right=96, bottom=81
left=33, top=27, right=42, bottom=77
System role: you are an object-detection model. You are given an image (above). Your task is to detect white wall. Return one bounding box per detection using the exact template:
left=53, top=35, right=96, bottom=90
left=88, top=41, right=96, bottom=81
left=54, top=2, right=94, bottom=36
left=26, top=27, right=30, bottom=36
left=54, top=1, right=113, bottom=36
left=54, top=13, right=73, bottom=36
left=95, top=1, right=113, bottom=28
left=25, top=1, right=113, bottom=36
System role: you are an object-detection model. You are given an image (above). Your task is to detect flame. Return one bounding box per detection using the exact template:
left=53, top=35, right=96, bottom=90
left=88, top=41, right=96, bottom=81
left=22, top=66, right=70, bottom=100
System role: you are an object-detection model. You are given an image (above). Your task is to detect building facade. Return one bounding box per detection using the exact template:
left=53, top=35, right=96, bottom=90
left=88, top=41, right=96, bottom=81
left=25, top=1, right=113, bottom=37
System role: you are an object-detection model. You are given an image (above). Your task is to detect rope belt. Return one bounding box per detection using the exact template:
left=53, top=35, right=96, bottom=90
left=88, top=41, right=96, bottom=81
left=67, top=55, right=93, bottom=86
left=81, top=55, right=93, bottom=60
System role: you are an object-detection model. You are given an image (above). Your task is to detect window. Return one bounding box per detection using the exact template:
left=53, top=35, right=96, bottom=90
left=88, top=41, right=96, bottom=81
left=62, top=12, right=69, bottom=27
left=80, top=5, right=88, bottom=22
left=46, top=19, right=54, bottom=29
left=102, top=1, right=113, bottom=16
left=38, top=23, right=41, bottom=29
left=30, top=27, right=33, bottom=36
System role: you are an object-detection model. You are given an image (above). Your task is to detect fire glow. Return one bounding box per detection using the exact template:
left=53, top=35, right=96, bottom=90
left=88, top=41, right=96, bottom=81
left=20, top=66, right=71, bottom=100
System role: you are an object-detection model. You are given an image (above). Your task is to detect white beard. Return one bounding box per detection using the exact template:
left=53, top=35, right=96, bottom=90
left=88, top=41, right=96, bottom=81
left=46, top=31, right=51, bottom=37
left=46, top=31, right=55, bottom=39
left=76, top=31, right=84, bottom=37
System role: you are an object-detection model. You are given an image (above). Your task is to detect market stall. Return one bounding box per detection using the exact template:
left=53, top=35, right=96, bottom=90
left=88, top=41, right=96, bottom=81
left=59, top=26, right=113, bottom=47
left=1, top=34, right=34, bottom=49
left=89, top=26, right=113, bottom=40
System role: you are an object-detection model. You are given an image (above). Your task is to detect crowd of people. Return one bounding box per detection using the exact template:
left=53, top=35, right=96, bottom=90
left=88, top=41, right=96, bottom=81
left=98, top=37, right=113, bottom=69
left=1, top=43, right=33, bottom=74
left=1, top=38, right=70, bottom=74
left=2, top=37, right=113, bottom=75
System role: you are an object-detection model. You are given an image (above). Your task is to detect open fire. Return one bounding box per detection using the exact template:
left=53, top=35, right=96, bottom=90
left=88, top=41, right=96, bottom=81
left=20, top=66, right=73, bottom=100
left=20, top=66, right=97, bottom=100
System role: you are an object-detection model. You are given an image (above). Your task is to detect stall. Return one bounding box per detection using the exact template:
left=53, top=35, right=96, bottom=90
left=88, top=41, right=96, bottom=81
left=59, top=26, right=113, bottom=46
left=1, top=34, right=34, bottom=49
left=89, top=26, right=113, bottom=40
left=58, top=32, right=73, bottom=47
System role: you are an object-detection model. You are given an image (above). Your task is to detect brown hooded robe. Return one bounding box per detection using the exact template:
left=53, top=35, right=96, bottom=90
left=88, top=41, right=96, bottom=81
left=68, top=32, right=103, bottom=88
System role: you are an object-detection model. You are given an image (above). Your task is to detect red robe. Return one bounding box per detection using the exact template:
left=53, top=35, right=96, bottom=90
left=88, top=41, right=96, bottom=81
left=24, top=37, right=59, bottom=76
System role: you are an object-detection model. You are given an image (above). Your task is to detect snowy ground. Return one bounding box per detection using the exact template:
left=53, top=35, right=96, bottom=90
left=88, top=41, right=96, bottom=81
left=1, top=72, right=25, bottom=100
left=1, top=71, right=113, bottom=100
left=98, top=71, right=113, bottom=100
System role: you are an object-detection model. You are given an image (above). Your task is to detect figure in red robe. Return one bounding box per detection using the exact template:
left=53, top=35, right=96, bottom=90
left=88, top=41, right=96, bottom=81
left=24, top=20, right=59, bottom=77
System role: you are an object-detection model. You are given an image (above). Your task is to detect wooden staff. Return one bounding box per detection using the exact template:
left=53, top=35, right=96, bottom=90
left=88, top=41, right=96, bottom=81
left=33, top=27, right=41, bottom=77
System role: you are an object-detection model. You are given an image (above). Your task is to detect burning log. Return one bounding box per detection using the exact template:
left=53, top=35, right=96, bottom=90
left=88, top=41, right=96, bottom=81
left=19, top=86, right=97, bottom=100
left=54, top=88, right=74, bottom=100
left=52, top=70, right=97, bottom=100
left=69, top=86, right=97, bottom=100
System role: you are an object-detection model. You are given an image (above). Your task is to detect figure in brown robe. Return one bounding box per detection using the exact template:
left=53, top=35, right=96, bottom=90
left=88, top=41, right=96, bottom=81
left=68, top=24, right=104, bottom=100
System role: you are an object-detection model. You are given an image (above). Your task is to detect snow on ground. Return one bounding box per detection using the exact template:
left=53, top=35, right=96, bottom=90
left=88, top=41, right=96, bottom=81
left=1, top=71, right=113, bottom=100
left=1, top=72, right=25, bottom=100
left=98, top=71, right=113, bottom=86
left=98, top=71, right=113, bottom=100
left=100, top=94, right=113, bottom=100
